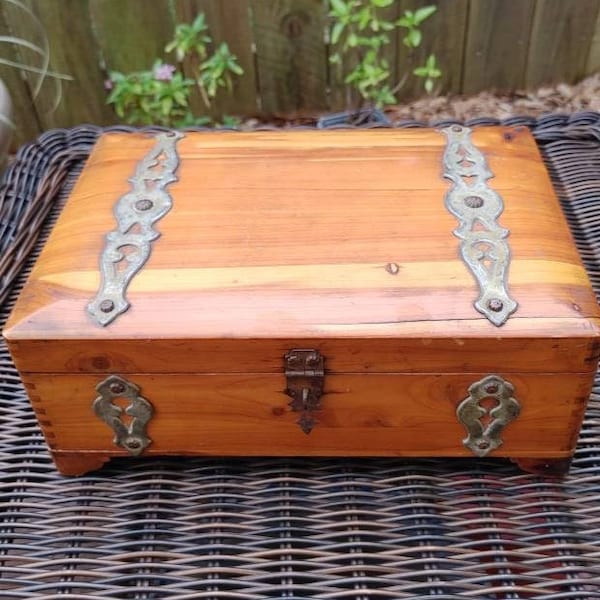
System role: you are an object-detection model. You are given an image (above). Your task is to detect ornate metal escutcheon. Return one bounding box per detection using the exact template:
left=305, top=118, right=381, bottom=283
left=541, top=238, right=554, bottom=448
left=87, top=131, right=183, bottom=327
left=284, top=349, right=325, bottom=434
left=441, top=125, right=518, bottom=326
left=93, top=375, right=153, bottom=455
left=457, top=374, right=520, bottom=457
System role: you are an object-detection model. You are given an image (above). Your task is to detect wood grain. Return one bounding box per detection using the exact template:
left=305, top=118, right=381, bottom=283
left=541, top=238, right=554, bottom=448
left=463, top=0, right=536, bottom=94
left=585, top=6, right=600, bottom=74
left=5, top=128, right=600, bottom=380
left=251, top=0, right=328, bottom=114
left=0, top=3, right=41, bottom=147
left=3, top=0, right=114, bottom=130
left=394, top=0, right=469, bottom=100
left=89, top=0, right=174, bottom=74
left=526, top=0, right=600, bottom=88
left=23, top=372, right=592, bottom=457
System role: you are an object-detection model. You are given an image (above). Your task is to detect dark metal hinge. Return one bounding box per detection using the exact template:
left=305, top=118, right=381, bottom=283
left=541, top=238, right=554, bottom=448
left=284, top=349, right=325, bottom=434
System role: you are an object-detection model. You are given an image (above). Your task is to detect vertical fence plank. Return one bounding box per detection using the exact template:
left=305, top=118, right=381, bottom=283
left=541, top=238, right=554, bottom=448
left=328, top=1, right=399, bottom=112
left=586, top=8, right=600, bottom=74
left=463, top=0, right=536, bottom=94
left=3, top=0, right=113, bottom=131
left=174, top=0, right=257, bottom=119
left=0, top=2, right=41, bottom=147
left=90, top=0, right=174, bottom=73
left=527, top=0, right=600, bottom=88
left=395, top=0, right=468, bottom=101
left=251, top=0, right=328, bottom=115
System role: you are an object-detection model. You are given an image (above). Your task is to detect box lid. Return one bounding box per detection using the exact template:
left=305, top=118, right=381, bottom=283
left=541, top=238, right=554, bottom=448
left=4, top=128, right=600, bottom=374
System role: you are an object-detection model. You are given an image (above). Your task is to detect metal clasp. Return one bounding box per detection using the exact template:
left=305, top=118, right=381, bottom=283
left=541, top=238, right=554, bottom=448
left=284, top=349, right=325, bottom=434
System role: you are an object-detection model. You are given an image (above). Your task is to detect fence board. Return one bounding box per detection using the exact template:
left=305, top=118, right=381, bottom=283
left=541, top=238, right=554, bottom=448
left=395, top=0, right=468, bottom=101
left=463, top=0, right=536, bottom=94
left=0, top=2, right=41, bottom=147
left=175, top=0, right=257, bottom=119
left=527, top=0, right=600, bottom=88
left=90, top=0, right=174, bottom=73
left=251, top=0, right=328, bottom=115
left=3, top=0, right=113, bottom=131
left=586, top=8, right=600, bottom=74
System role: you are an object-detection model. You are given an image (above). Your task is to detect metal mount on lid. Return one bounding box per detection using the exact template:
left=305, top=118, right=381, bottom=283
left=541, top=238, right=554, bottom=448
left=441, top=125, right=518, bottom=326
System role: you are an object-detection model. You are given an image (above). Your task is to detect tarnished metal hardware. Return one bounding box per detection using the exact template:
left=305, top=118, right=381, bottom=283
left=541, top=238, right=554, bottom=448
left=93, top=375, right=153, bottom=455
left=87, top=131, right=183, bottom=326
left=457, top=374, right=520, bottom=457
left=284, top=349, right=325, bottom=434
left=441, top=125, right=518, bottom=326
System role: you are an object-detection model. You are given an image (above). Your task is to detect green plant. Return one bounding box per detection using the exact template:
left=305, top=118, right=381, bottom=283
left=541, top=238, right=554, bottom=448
left=329, top=0, right=441, bottom=109
left=106, top=14, right=243, bottom=127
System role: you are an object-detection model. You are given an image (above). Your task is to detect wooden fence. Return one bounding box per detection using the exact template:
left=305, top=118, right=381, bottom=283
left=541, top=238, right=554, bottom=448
left=2, top=0, right=600, bottom=147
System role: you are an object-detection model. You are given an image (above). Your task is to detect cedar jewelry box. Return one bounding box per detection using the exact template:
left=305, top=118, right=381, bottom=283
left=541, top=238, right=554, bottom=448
left=3, top=127, right=599, bottom=476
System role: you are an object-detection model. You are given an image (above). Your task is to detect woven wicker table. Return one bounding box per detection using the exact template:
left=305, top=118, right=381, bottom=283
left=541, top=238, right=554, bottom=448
left=1, top=115, right=599, bottom=599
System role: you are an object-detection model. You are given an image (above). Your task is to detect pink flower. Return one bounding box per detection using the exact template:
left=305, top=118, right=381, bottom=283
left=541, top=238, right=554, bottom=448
left=153, top=63, right=176, bottom=82
left=104, top=78, right=113, bottom=91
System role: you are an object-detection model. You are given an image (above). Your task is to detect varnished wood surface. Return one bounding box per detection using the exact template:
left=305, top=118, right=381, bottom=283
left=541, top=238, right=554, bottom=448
left=4, top=128, right=600, bottom=374
left=8, top=335, right=600, bottom=375
left=23, top=371, right=592, bottom=457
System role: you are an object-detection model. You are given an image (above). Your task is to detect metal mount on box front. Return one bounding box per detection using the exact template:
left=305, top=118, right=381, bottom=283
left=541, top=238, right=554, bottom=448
left=457, top=374, right=521, bottom=457
left=284, top=349, right=325, bottom=434
left=93, top=375, right=153, bottom=455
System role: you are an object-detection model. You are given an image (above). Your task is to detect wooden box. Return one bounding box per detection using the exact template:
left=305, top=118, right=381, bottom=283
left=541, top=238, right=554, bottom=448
left=4, top=127, right=599, bottom=476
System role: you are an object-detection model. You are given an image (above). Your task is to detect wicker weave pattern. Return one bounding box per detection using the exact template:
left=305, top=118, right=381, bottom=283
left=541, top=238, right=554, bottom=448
left=1, top=115, right=600, bottom=599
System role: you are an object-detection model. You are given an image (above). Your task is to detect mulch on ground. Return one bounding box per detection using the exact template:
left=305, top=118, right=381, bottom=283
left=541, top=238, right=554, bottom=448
left=389, top=73, right=600, bottom=123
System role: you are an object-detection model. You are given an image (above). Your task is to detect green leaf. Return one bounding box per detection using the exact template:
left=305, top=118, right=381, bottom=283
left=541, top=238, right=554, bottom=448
left=414, top=5, right=437, bottom=24
left=426, top=53, right=436, bottom=69
left=348, top=32, right=358, bottom=46
left=173, top=91, right=188, bottom=106
left=424, top=78, right=433, bottom=93
left=358, top=7, right=371, bottom=29
left=407, top=28, right=421, bottom=47
left=413, top=66, right=428, bottom=77
left=397, top=16, right=411, bottom=28
left=330, top=0, right=348, bottom=16
left=229, top=61, right=243, bottom=76
left=162, top=97, right=173, bottom=116
left=331, top=20, right=345, bottom=44
left=371, top=0, right=393, bottom=6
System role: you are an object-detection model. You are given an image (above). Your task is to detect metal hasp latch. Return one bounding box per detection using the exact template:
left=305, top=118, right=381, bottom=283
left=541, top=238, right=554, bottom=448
left=284, top=349, right=325, bottom=434
left=441, top=125, right=518, bottom=326
left=457, top=374, right=521, bottom=457
left=93, top=375, right=154, bottom=455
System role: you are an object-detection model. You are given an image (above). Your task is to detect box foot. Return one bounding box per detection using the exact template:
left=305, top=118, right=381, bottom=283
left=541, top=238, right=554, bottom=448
left=511, top=457, right=572, bottom=476
left=52, top=452, right=111, bottom=476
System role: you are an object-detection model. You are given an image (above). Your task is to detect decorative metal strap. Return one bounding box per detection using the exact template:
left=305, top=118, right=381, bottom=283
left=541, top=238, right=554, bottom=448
left=441, top=125, right=517, bottom=326
left=87, top=131, right=183, bottom=326
left=456, top=374, right=520, bottom=457
left=93, top=375, right=153, bottom=455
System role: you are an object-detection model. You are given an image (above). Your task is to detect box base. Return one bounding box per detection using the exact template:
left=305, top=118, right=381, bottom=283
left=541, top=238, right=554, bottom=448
left=511, top=457, right=573, bottom=477
left=51, top=451, right=574, bottom=477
